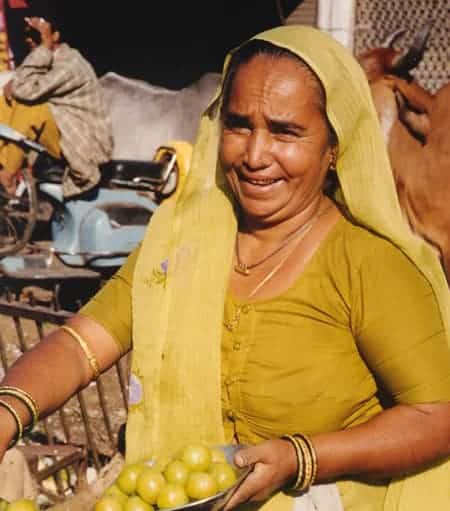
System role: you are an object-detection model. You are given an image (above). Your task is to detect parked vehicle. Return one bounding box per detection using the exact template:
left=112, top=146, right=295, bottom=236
left=0, top=123, right=189, bottom=307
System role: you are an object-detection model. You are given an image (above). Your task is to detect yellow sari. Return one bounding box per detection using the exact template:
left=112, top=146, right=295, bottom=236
left=127, top=25, right=450, bottom=510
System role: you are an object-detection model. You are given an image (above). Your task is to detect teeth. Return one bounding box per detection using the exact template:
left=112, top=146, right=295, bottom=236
left=246, top=178, right=277, bottom=185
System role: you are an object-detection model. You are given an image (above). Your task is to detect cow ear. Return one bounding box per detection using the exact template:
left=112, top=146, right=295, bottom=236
left=394, top=90, right=430, bottom=145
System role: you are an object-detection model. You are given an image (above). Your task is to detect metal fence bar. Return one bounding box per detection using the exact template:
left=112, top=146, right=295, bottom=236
left=0, top=296, right=128, bottom=495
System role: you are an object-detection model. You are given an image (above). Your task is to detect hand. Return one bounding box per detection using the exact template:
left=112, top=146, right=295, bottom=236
left=3, top=79, right=13, bottom=105
left=224, top=438, right=298, bottom=510
left=24, top=16, right=54, bottom=50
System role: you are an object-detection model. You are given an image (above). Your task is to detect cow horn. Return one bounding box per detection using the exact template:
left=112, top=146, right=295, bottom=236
left=392, top=20, right=432, bottom=73
left=381, top=28, right=407, bottom=48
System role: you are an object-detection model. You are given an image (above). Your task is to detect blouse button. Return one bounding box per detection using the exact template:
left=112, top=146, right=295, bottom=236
left=225, top=377, right=233, bottom=386
left=233, top=342, right=241, bottom=351
left=241, top=305, right=251, bottom=314
left=227, top=409, right=236, bottom=421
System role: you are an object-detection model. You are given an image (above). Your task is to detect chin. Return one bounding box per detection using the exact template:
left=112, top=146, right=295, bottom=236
left=239, top=201, right=285, bottom=225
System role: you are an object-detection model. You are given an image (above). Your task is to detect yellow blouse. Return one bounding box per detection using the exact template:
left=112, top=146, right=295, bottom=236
left=81, top=217, right=450, bottom=509
left=82, top=217, right=450, bottom=445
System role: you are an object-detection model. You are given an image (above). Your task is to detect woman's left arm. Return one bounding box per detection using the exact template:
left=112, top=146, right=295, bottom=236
left=225, top=401, right=450, bottom=508
left=312, top=400, right=450, bottom=480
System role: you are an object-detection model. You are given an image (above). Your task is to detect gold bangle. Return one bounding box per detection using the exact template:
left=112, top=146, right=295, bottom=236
left=294, top=434, right=318, bottom=491
left=294, top=436, right=313, bottom=491
left=281, top=434, right=306, bottom=491
left=297, top=434, right=318, bottom=488
left=0, top=387, right=39, bottom=433
left=60, top=325, right=100, bottom=379
left=0, top=398, right=23, bottom=448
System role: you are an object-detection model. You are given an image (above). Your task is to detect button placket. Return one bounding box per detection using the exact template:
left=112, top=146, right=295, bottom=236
left=224, top=301, right=254, bottom=435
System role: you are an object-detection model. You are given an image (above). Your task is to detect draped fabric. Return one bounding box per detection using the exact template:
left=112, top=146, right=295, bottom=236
left=128, top=25, right=449, bottom=510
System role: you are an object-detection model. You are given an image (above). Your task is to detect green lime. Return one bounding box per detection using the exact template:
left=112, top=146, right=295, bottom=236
left=6, top=499, right=38, bottom=511
left=135, top=468, right=165, bottom=505
left=156, top=483, right=189, bottom=509
left=116, top=463, right=148, bottom=495
left=185, top=471, right=219, bottom=500
left=210, top=448, right=227, bottom=464
left=178, top=444, right=212, bottom=472
left=163, top=459, right=190, bottom=485
left=123, top=496, right=154, bottom=511
left=94, top=495, right=124, bottom=511
left=209, top=462, right=237, bottom=490
left=103, top=484, right=128, bottom=506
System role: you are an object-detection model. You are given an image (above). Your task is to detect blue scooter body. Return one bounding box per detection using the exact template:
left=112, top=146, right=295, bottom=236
left=41, top=182, right=157, bottom=268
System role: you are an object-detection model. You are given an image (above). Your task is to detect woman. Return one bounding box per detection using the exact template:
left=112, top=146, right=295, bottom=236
left=0, top=25, right=449, bottom=510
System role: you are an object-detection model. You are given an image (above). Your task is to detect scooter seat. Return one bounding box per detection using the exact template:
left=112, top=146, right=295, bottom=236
left=100, top=160, right=166, bottom=184
left=33, top=152, right=66, bottom=183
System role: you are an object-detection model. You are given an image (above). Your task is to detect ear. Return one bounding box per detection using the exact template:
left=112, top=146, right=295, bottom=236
left=394, top=90, right=430, bottom=145
left=329, top=145, right=338, bottom=170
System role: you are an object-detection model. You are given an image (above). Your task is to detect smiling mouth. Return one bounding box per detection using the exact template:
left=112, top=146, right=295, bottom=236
left=241, top=176, right=281, bottom=186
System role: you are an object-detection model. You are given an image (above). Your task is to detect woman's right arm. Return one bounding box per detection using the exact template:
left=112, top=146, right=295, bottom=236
left=0, top=245, right=139, bottom=459
left=0, top=314, right=124, bottom=458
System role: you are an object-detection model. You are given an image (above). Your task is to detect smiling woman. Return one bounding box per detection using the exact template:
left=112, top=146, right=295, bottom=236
left=219, top=41, right=339, bottom=299
left=0, top=24, right=449, bottom=511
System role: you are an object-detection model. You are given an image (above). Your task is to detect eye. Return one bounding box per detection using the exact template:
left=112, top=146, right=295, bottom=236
left=270, top=122, right=302, bottom=141
left=223, top=113, right=251, bottom=134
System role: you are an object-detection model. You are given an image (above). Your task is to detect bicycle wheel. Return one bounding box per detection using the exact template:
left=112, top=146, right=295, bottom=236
left=0, top=167, right=38, bottom=257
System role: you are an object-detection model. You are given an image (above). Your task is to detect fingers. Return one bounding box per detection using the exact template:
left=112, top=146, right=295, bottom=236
left=234, top=445, right=260, bottom=467
left=224, top=440, right=298, bottom=509
left=24, top=16, right=49, bottom=31
left=224, top=465, right=273, bottom=510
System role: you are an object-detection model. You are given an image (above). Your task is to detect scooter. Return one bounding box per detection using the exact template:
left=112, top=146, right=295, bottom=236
left=0, top=123, right=187, bottom=306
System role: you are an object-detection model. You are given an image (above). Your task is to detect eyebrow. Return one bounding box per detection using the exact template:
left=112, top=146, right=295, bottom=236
left=268, top=119, right=308, bottom=133
left=223, top=110, right=307, bottom=133
left=222, top=112, right=250, bottom=126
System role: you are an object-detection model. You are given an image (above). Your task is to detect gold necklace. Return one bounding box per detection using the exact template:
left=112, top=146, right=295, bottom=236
left=224, top=204, right=332, bottom=330
left=246, top=217, right=316, bottom=298
left=234, top=201, right=328, bottom=276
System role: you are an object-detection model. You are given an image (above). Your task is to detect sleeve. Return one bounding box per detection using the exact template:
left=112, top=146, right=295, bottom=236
left=354, top=240, right=450, bottom=405
left=12, top=46, right=83, bottom=102
left=79, top=246, right=140, bottom=356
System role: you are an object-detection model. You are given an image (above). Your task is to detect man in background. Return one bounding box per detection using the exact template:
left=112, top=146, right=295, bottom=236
left=0, top=15, right=112, bottom=197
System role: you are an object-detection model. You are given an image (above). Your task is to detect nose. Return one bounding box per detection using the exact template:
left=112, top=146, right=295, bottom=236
left=244, top=129, right=272, bottom=170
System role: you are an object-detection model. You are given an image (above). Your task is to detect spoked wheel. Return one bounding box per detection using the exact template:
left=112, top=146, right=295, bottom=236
left=0, top=168, right=38, bottom=257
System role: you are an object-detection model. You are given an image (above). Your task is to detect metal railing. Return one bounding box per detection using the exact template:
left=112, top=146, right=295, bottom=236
left=0, top=295, right=129, bottom=502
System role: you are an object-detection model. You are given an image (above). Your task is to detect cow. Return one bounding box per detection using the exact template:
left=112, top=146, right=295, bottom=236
left=99, top=71, right=221, bottom=160
left=357, top=24, right=450, bottom=283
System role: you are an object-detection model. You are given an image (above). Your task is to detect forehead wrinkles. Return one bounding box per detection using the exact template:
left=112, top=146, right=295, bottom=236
left=228, top=55, right=322, bottom=117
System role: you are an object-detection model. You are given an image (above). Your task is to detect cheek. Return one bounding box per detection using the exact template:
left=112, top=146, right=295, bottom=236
left=219, top=132, right=245, bottom=168
left=278, top=141, right=331, bottom=178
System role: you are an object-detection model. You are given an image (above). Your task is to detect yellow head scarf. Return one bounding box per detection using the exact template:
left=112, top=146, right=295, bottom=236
left=128, top=24, right=449, bottom=489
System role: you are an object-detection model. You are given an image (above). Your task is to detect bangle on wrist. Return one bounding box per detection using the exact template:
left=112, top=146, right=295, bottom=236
left=281, top=433, right=318, bottom=492
left=294, top=433, right=318, bottom=490
left=0, top=386, right=39, bottom=433
left=0, top=399, right=23, bottom=448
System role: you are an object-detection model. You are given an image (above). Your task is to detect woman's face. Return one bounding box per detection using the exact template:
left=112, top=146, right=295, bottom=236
left=220, top=54, right=334, bottom=225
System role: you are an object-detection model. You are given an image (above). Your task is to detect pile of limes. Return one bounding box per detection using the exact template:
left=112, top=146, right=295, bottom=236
left=95, top=444, right=238, bottom=511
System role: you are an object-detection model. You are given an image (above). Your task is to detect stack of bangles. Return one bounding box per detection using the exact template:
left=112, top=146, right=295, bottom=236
left=0, top=386, right=40, bottom=448
left=282, top=433, right=318, bottom=492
